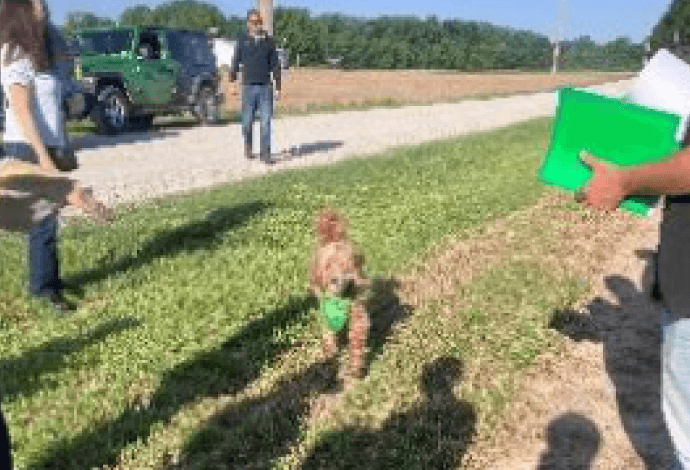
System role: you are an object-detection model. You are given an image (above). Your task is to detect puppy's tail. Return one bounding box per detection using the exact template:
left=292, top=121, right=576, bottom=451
left=316, top=208, right=346, bottom=243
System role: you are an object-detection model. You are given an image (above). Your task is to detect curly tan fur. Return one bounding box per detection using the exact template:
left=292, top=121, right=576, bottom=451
left=309, top=207, right=370, bottom=381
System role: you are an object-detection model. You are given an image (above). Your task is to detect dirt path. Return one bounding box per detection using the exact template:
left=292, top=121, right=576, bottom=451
left=397, top=190, right=672, bottom=469
left=466, top=200, right=672, bottom=469
left=67, top=78, right=635, bottom=208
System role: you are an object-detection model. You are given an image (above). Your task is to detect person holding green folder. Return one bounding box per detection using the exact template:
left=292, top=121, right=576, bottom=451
left=577, top=147, right=690, bottom=469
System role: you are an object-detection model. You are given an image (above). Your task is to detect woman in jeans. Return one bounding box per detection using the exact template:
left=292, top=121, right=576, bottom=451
left=0, top=0, right=112, bottom=312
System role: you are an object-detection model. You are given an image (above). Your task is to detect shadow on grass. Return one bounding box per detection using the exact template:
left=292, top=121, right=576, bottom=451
left=29, top=293, right=317, bottom=469
left=166, top=357, right=340, bottom=469
left=364, top=276, right=414, bottom=377
left=301, top=356, right=477, bottom=469
left=64, top=201, right=271, bottom=289
left=535, top=413, right=601, bottom=469
left=0, top=317, right=142, bottom=402
left=159, top=279, right=412, bottom=468
left=549, top=251, right=679, bottom=469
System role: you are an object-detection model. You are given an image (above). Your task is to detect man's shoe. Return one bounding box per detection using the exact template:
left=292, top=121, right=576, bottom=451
left=260, top=149, right=275, bottom=164
left=43, top=292, right=77, bottom=313
left=245, top=144, right=255, bottom=159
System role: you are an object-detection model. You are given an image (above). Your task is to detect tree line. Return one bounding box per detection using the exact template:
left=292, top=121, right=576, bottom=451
left=61, top=0, right=648, bottom=71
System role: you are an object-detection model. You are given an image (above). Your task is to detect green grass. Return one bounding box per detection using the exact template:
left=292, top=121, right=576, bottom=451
left=0, top=115, right=590, bottom=468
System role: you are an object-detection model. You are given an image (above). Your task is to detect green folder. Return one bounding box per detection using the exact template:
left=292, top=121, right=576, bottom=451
left=537, top=87, right=683, bottom=217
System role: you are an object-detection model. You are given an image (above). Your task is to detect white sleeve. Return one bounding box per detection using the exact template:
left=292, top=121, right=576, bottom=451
left=1, top=44, right=36, bottom=87
left=2, top=57, right=35, bottom=87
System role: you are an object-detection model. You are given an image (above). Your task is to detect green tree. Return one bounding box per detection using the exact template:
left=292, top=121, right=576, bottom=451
left=64, top=12, right=116, bottom=36
left=120, top=5, right=152, bottom=26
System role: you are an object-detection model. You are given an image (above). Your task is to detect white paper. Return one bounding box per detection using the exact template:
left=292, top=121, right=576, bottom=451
left=627, top=49, right=690, bottom=142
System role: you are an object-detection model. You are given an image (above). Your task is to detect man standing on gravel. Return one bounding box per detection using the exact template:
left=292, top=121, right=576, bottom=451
left=577, top=148, right=690, bottom=469
left=229, top=9, right=281, bottom=164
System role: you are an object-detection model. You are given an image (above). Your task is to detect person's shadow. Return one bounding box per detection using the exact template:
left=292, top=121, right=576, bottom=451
left=165, top=357, right=340, bottom=469
left=300, top=356, right=477, bottom=469
left=285, top=140, right=344, bottom=159
left=30, top=293, right=317, bottom=469
left=63, top=200, right=270, bottom=290
left=0, top=317, right=141, bottom=402
left=536, top=413, right=602, bottom=469
left=363, top=276, right=414, bottom=377
left=549, top=250, right=679, bottom=468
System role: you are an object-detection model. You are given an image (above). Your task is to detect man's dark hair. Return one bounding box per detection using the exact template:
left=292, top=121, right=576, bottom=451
left=247, top=9, right=260, bottom=19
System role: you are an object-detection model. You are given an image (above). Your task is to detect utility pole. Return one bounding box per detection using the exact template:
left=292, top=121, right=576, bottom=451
left=552, top=0, right=567, bottom=74
left=257, top=0, right=273, bottom=37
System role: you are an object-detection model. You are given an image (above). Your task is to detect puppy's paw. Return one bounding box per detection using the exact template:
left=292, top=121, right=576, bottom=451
left=321, top=333, right=338, bottom=361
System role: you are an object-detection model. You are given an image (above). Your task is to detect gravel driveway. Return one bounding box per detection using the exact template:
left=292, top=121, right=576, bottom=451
left=70, top=78, right=637, bottom=207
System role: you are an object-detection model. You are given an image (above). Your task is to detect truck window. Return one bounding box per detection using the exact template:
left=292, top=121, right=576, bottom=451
left=165, top=31, right=214, bottom=65
left=78, top=31, right=131, bottom=55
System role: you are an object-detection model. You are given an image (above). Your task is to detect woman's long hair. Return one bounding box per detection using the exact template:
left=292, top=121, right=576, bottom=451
left=0, top=0, right=48, bottom=71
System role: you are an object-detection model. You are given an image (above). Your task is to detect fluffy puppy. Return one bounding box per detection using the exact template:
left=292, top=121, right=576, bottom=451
left=309, top=207, right=371, bottom=381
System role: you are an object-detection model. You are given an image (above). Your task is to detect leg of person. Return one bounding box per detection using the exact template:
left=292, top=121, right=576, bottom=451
left=0, top=399, right=12, bottom=470
left=28, top=214, right=73, bottom=312
left=28, top=213, right=60, bottom=295
left=259, top=84, right=273, bottom=162
left=242, top=85, right=258, bottom=159
left=661, top=308, right=690, bottom=469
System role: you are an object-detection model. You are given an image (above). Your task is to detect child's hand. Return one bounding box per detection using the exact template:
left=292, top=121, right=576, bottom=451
left=574, top=150, right=628, bottom=213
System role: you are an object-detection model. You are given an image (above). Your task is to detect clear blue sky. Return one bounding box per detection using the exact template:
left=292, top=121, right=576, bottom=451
left=51, top=0, right=671, bottom=45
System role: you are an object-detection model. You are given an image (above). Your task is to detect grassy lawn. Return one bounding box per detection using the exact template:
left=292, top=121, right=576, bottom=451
left=0, top=116, right=593, bottom=468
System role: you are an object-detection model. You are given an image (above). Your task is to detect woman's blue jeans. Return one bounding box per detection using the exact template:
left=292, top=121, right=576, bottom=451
left=661, top=308, right=690, bottom=469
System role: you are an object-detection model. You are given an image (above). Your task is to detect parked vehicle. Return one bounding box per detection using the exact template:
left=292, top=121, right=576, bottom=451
left=71, top=25, right=222, bottom=135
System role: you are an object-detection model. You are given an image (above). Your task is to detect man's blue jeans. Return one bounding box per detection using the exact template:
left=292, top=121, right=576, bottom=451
left=661, top=309, right=690, bottom=469
left=242, top=84, right=273, bottom=157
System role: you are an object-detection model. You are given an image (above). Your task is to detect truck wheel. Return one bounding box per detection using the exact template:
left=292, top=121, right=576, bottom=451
left=195, top=86, right=219, bottom=125
left=94, top=86, right=130, bottom=135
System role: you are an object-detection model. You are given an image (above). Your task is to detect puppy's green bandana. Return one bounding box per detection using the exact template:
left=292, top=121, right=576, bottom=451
left=320, top=296, right=349, bottom=332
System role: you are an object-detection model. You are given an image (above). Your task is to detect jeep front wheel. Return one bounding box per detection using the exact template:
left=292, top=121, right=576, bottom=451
left=195, top=86, right=219, bottom=125
left=94, top=86, right=130, bottom=135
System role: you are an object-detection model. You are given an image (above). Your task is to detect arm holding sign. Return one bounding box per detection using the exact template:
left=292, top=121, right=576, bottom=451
left=577, top=147, right=690, bottom=212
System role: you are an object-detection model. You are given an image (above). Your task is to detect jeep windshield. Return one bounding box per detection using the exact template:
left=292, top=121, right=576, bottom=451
left=77, top=31, right=132, bottom=55
left=165, top=31, right=214, bottom=65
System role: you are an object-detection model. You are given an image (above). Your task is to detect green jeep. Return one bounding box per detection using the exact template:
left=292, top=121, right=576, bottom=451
left=72, top=25, right=222, bottom=135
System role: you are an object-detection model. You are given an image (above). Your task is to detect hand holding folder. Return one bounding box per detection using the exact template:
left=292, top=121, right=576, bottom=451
left=573, top=150, right=629, bottom=213
left=537, top=87, right=683, bottom=217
